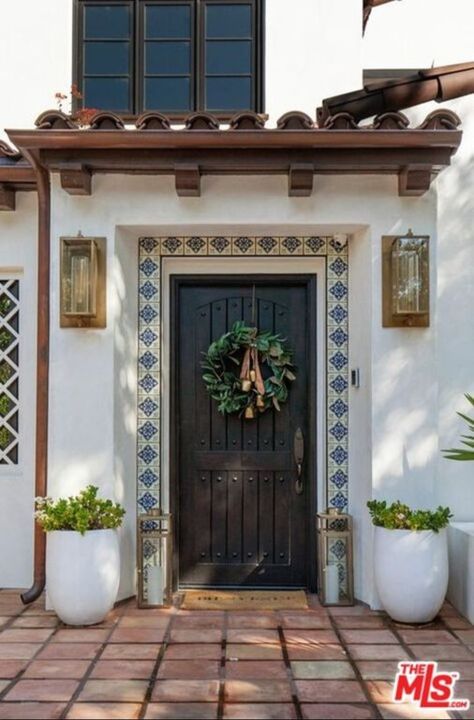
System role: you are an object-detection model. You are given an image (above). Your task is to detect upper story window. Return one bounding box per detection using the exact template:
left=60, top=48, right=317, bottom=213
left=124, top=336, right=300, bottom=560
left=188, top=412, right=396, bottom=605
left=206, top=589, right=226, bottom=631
left=75, top=0, right=264, bottom=117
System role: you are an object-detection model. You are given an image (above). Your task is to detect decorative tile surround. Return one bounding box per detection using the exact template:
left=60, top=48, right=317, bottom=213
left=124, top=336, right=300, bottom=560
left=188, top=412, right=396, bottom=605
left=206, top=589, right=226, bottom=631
left=137, top=236, right=349, bottom=518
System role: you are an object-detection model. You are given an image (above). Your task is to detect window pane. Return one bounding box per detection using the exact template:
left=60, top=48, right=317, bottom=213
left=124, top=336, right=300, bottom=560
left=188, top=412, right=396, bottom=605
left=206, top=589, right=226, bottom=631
left=84, top=5, right=131, bottom=39
left=145, top=4, right=191, bottom=39
left=206, top=40, right=251, bottom=74
left=85, top=42, right=130, bottom=74
left=206, top=4, right=252, bottom=38
left=84, top=77, right=131, bottom=111
left=145, top=77, right=191, bottom=110
left=206, top=76, right=251, bottom=110
left=146, top=41, right=190, bottom=74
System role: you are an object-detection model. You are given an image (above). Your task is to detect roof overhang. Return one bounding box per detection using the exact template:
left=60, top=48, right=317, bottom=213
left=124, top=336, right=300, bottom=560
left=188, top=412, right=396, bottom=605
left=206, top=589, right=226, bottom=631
left=2, top=109, right=462, bottom=207
left=0, top=141, right=36, bottom=210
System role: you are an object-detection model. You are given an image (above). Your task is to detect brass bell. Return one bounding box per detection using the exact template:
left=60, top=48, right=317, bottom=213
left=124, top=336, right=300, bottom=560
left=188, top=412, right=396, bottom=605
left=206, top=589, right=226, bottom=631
left=244, top=405, right=256, bottom=419
left=241, top=379, right=252, bottom=392
left=256, top=394, right=265, bottom=408
left=249, top=370, right=256, bottom=383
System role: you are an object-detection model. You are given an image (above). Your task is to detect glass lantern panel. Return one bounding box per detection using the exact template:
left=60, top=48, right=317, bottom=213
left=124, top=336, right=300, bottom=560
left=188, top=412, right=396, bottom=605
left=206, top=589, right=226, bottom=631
left=392, top=237, right=429, bottom=315
left=62, top=241, right=97, bottom=317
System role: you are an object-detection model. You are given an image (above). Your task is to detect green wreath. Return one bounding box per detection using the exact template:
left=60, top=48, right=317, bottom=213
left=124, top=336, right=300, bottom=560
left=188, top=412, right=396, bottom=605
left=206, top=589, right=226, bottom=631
left=201, top=321, right=296, bottom=418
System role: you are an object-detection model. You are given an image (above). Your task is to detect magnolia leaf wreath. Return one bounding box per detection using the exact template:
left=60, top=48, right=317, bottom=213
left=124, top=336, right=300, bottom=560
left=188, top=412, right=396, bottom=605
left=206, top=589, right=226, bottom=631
left=201, top=321, right=296, bottom=419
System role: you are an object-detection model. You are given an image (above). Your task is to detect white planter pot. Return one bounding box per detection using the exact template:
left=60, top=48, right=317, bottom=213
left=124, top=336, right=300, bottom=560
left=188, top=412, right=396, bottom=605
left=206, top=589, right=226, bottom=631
left=46, top=529, right=120, bottom=626
left=374, top=526, right=448, bottom=624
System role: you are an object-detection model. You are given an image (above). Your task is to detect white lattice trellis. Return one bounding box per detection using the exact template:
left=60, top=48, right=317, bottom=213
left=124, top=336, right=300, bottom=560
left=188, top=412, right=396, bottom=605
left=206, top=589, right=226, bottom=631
left=0, top=279, right=19, bottom=465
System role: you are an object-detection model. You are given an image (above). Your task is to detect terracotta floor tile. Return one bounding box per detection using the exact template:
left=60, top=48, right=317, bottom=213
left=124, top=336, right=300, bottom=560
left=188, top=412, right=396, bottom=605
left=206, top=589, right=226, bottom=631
left=332, top=616, right=387, bottom=629
left=0, top=680, right=10, bottom=693
left=286, top=643, right=347, bottom=661
left=226, top=629, right=280, bottom=644
left=291, top=660, right=355, bottom=679
left=165, top=643, right=222, bottom=660
left=24, top=659, right=91, bottom=678
left=3, top=679, right=79, bottom=702
left=101, top=643, right=160, bottom=660
left=283, top=630, right=339, bottom=645
left=0, top=659, right=28, bottom=678
left=157, top=660, right=220, bottom=679
left=66, top=703, right=142, bottom=719
left=51, top=628, right=109, bottom=643
left=339, top=629, right=398, bottom=644
left=410, top=643, right=474, bottom=661
left=301, top=704, right=376, bottom=720
left=365, top=680, right=397, bottom=704
left=456, top=681, right=474, bottom=701
left=12, top=616, right=59, bottom=628
left=295, top=679, right=367, bottom=703
left=443, top=616, right=473, bottom=630
left=109, top=628, right=165, bottom=644
left=226, top=644, right=283, bottom=661
left=90, top=659, right=155, bottom=679
left=223, top=703, right=297, bottom=719
left=329, top=606, right=376, bottom=616
left=224, top=679, right=293, bottom=702
left=177, top=611, right=224, bottom=619
left=145, top=702, right=218, bottom=719
left=0, top=702, right=67, bottom=719
left=0, top=628, right=54, bottom=643
left=151, top=679, right=220, bottom=702
left=119, top=616, right=170, bottom=628
left=227, top=614, right=280, bottom=629
left=398, top=629, right=458, bottom=644
left=346, top=645, right=409, bottom=661
left=0, top=643, right=42, bottom=660
left=377, top=703, right=451, bottom=719
left=0, top=619, right=9, bottom=628
left=281, top=614, right=331, bottom=629
left=455, top=630, right=474, bottom=644
left=173, top=616, right=225, bottom=629
left=225, top=660, right=288, bottom=679
left=78, top=679, right=148, bottom=702
left=169, top=629, right=222, bottom=643
left=356, top=660, right=402, bottom=680
left=37, top=643, right=102, bottom=660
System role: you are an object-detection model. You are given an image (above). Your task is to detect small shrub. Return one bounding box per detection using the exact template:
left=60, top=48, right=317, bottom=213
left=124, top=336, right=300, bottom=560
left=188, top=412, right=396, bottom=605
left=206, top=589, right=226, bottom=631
left=35, top=485, right=125, bottom=535
left=367, top=500, right=452, bottom=533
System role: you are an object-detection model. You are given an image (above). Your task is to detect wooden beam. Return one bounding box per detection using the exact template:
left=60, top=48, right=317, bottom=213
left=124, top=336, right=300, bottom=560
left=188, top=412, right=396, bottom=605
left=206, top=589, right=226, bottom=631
left=0, top=184, right=15, bottom=211
left=288, top=163, right=314, bottom=196
left=175, top=163, right=201, bottom=197
left=398, top=165, right=433, bottom=196
left=60, top=165, right=92, bottom=195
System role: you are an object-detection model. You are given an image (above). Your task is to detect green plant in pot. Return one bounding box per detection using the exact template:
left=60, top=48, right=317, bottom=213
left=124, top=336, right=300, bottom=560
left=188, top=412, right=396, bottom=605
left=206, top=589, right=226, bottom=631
left=368, top=500, right=452, bottom=623
left=36, top=485, right=125, bottom=626
left=443, top=393, right=474, bottom=461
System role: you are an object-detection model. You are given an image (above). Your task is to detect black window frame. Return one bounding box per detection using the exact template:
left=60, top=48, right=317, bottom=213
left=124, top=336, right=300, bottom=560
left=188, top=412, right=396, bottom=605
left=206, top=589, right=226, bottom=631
left=73, top=0, right=265, bottom=120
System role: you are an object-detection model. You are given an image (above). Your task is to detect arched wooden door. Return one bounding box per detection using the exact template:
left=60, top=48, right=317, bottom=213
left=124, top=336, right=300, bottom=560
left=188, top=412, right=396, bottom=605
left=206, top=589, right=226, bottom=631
left=171, top=275, right=317, bottom=588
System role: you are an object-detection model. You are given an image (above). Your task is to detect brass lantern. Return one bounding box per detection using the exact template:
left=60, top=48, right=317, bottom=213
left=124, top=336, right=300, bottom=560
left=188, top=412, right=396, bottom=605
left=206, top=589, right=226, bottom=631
left=317, top=510, right=354, bottom=606
left=60, top=235, right=106, bottom=328
left=137, top=510, right=172, bottom=608
left=382, top=230, right=429, bottom=327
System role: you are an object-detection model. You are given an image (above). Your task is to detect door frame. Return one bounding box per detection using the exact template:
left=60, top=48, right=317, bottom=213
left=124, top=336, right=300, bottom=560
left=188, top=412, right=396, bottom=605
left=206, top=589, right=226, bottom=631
left=169, top=271, right=318, bottom=591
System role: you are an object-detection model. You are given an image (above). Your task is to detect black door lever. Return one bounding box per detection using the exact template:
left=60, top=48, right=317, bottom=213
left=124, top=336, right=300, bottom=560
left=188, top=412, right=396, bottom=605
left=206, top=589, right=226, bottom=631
left=294, top=427, right=304, bottom=495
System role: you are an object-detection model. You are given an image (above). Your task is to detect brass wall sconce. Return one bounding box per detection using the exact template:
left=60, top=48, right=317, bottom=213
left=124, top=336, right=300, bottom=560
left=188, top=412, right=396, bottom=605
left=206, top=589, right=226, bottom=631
left=60, top=235, right=106, bottom=328
left=382, top=230, right=429, bottom=327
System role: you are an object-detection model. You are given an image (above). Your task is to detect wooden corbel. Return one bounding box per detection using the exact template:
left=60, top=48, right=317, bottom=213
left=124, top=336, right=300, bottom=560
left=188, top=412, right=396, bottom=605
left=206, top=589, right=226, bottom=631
left=60, top=165, right=92, bottom=196
left=288, top=164, right=314, bottom=197
left=398, top=165, right=433, bottom=197
left=0, top=184, right=15, bottom=211
left=175, top=164, right=201, bottom=197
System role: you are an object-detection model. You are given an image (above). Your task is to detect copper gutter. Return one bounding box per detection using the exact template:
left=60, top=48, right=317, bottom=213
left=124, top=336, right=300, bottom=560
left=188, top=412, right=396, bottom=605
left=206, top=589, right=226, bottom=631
left=318, top=62, right=474, bottom=123
left=20, top=151, right=50, bottom=605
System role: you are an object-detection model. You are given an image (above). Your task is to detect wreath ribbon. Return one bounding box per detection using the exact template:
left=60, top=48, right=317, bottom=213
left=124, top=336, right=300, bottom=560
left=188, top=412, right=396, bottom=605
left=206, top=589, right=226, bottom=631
left=239, top=346, right=265, bottom=395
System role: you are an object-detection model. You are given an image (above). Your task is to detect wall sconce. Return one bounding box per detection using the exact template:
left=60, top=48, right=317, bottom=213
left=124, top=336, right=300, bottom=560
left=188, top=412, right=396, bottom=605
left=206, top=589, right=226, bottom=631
left=60, top=235, right=106, bottom=328
left=382, top=230, right=429, bottom=327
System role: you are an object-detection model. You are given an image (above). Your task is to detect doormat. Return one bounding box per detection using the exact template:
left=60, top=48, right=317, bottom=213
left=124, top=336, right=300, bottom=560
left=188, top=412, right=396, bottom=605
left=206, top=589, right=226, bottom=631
left=181, top=589, right=308, bottom=611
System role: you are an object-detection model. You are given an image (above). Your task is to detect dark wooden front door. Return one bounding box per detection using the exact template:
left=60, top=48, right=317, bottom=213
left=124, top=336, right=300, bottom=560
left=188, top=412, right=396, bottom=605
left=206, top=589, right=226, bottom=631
left=172, top=276, right=316, bottom=588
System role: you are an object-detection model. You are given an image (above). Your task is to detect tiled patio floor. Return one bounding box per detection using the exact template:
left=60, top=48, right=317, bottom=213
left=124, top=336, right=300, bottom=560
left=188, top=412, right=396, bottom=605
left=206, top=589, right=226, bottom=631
left=0, top=591, right=473, bottom=719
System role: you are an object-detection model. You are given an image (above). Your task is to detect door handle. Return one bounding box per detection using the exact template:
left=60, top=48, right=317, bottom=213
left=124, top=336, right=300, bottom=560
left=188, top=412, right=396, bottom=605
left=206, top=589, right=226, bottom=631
left=294, top=427, right=304, bottom=495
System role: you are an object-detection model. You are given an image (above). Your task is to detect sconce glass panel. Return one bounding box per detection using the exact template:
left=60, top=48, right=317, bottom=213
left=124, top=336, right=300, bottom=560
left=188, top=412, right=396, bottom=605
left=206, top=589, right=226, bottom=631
left=317, top=511, right=354, bottom=606
left=60, top=237, right=106, bottom=328
left=382, top=232, right=429, bottom=327
left=137, top=511, right=172, bottom=608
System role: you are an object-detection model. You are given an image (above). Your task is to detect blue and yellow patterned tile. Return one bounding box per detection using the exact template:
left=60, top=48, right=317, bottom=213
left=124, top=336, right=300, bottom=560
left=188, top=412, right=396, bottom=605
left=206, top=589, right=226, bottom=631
left=304, top=236, right=327, bottom=255
left=256, top=236, right=280, bottom=255
left=232, top=236, right=256, bottom=255
left=279, top=236, right=303, bottom=256
left=184, top=236, right=208, bottom=255
left=208, top=236, right=232, bottom=255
